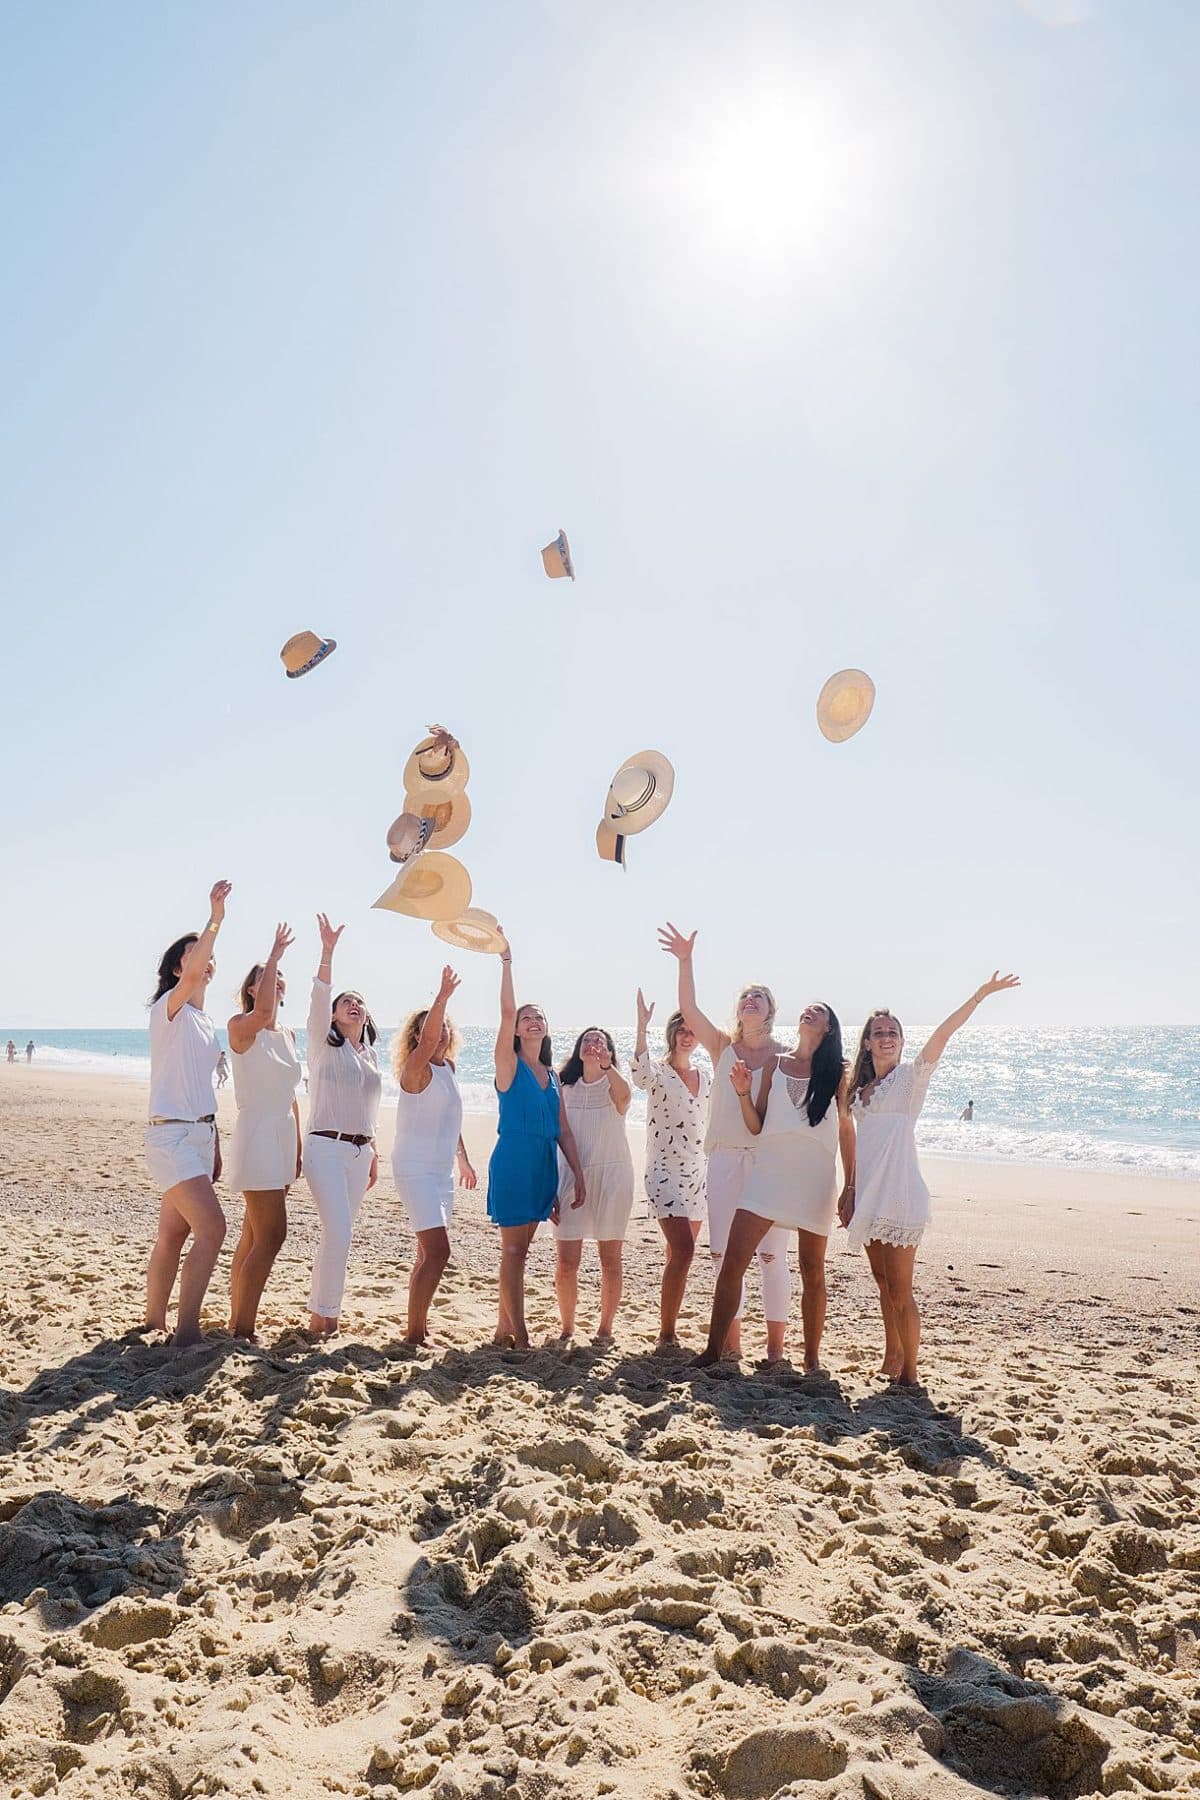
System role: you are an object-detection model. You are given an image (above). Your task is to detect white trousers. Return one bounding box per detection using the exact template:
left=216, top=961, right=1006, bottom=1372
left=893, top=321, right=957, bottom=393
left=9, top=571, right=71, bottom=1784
left=706, top=1148, right=792, bottom=1324
left=305, top=1134, right=373, bottom=1316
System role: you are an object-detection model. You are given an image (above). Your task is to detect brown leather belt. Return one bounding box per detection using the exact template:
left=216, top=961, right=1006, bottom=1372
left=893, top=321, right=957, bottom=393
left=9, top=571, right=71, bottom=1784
left=310, top=1130, right=373, bottom=1147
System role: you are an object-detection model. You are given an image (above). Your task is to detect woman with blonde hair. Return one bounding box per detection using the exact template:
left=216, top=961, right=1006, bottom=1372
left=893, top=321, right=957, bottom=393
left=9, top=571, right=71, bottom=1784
left=841, top=972, right=1020, bottom=1388
left=391, top=965, right=477, bottom=1345
left=658, top=922, right=792, bottom=1363
left=631, top=988, right=710, bottom=1351
left=226, top=922, right=302, bottom=1340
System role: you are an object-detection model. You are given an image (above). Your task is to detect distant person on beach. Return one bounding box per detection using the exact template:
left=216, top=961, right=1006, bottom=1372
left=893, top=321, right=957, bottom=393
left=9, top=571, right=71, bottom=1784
left=842, top=972, right=1021, bottom=1389
left=304, top=914, right=382, bottom=1337
left=142, top=879, right=232, bottom=1347
left=554, top=1025, right=635, bottom=1346
left=5, top=1041, right=15, bottom=1063
left=226, top=924, right=302, bottom=1340
left=391, top=965, right=477, bottom=1346
left=959, top=1099, right=974, bottom=1122
left=215, top=1050, right=229, bottom=1088
left=25, top=1040, right=34, bottom=1063
left=658, top=923, right=792, bottom=1364
left=486, top=943, right=586, bottom=1349
left=694, top=1003, right=854, bottom=1374
left=631, top=989, right=710, bottom=1352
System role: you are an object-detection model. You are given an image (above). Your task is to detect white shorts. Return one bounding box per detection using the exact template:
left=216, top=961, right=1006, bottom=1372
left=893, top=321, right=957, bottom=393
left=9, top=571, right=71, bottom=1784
left=144, top=1121, right=216, bottom=1191
left=393, top=1168, right=454, bottom=1234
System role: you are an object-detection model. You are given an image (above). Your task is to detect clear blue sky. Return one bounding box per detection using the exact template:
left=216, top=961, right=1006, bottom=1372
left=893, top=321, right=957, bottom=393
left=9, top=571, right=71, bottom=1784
left=2, top=1, right=1196, bottom=1032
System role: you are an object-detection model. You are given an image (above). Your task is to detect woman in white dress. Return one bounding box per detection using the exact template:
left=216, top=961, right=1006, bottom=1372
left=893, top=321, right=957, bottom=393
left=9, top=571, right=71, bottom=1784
left=631, top=988, right=711, bottom=1351
left=554, top=1027, right=634, bottom=1344
left=658, top=922, right=791, bottom=1363
left=841, top=972, right=1020, bottom=1389
left=226, top=923, right=302, bottom=1340
left=695, top=1003, right=853, bottom=1371
left=143, top=879, right=232, bottom=1347
left=391, top=964, right=478, bottom=1345
left=305, top=913, right=383, bottom=1336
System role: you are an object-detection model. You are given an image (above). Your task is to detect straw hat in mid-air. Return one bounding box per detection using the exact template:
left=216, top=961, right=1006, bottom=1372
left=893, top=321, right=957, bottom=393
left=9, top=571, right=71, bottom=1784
left=432, top=908, right=509, bottom=956
left=373, top=853, right=472, bottom=922
left=541, top=530, right=575, bottom=581
left=403, top=726, right=471, bottom=798
left=816, top=669, right=876, bottom=743
left=595, top=749, right=675, bottom=868
left=280, top=631, right=337, bottom=678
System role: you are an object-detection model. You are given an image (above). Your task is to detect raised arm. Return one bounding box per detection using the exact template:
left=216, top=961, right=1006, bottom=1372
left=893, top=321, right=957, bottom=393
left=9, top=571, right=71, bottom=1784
left=631, top=988, right=660, bottom=1093
left=402, top=966, right=460, bottom=1093
left=920, top=972, right=1020, bottom=1066
left=228, top=922, right=293, bottom=1053
left=167, top=880, right=231, bottom=1020
left=308, top=914, right=343, bottom=1052
left=730, top=1057, right=768, bottom=1136
left=657, top=923, right=728, bottom=1063
left=493, top=944, right=518, bottom=1093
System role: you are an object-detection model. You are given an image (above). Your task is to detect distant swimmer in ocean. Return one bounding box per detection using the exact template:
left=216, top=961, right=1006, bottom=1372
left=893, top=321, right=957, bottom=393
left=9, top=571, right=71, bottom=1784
left=215, top=1050, right=229, bottom=1088
left=959, top=1099, right=974, bottom=1122
left=5, top=1041, right=15, bottom=1064
left=25, top=1040, right=34, bottom=1064
left=841, top=972, right=1020, bottom=1390
left=143, top=880, right=232, bottom=1347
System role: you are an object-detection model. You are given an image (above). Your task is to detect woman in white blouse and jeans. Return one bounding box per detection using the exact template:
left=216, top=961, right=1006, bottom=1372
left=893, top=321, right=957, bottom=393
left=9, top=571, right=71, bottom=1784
left=305, top=913, right=382, bottom=1335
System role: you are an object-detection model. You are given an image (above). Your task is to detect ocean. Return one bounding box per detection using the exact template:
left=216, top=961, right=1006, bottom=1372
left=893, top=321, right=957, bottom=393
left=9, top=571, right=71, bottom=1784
left=5, top=1024, right=1199, bottom=1182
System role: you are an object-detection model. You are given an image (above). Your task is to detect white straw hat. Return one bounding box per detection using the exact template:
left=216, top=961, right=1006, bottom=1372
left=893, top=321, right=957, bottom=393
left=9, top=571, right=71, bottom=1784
left=402, top=731, right=471, bottom=799
left=402, top=789, right=471, bottom=851
left=280, top=631, right=337, bottom=678
left=373, top=853, right=473, bottom=922
left=596, top=819, right=627, bottom=868
left=431, top=908, right=509, bottom=956
left=816, top=669, right=876, bottom=743
left=604, top=750, right=674, bottom=835
left=541, top=530, right=575, bottom=581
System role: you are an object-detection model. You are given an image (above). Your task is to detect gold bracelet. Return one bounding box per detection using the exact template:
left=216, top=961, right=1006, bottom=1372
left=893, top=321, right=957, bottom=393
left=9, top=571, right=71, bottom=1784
left=206, top=919, right=221, bottom=935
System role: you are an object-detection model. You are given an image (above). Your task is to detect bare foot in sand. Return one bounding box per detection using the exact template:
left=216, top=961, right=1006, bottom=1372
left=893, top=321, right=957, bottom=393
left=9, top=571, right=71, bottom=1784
left=170, top=1327, right=206, bottom=1348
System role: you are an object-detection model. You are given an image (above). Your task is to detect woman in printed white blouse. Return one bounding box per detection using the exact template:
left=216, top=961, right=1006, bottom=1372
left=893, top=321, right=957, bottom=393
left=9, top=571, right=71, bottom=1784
left=304, top=913, right=383, bottom=1336
left=631, top=987, right=711, bottom=1351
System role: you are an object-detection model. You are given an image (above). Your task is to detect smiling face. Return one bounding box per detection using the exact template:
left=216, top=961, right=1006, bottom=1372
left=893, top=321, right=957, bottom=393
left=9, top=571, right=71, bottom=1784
left=796, top=1001, right=831, bottom=1042
left=516, top=1004, right=547, bottom=1042
left=866, top=1012, right=903, bottom=1071
left=333, top=991, right=366, bottom=1037
left=579, top=1028, right=611, bottom=1063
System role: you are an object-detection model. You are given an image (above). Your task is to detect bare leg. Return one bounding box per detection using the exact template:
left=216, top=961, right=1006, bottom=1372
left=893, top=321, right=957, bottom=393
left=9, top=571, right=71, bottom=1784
left=406, top=1226, right=451, bottom=1344
left=230, top=1191, right=288, bottom=1339
left=795, top=1229, right=828, bottom=1371
left=596, top=1240, right=623, bottom=1340
left=151, top=1177, right=226, bottom=1347
left=496, top=1223, right=538, bottom=1347
left=695, top=1210, right=773, bottom=1367
left=865, top=1240, right=904, bottom=1377
left=879, top=1243, right=921, bottom=1385
left=757, top=1225, right=792, bottom=1364
left=657, top=1217, right=701, bottom=1344
left=555, top=1237, right=582, bottom=1339
left=146, top=1197, right=191, bottom=1330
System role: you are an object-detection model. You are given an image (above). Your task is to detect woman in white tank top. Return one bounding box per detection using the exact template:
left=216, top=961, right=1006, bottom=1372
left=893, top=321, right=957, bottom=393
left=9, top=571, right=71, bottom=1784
left=695, top=1002, right=855, bottom=1372
left=226, top=923, right=302, bottom=1340
left=658, top=922, right=793, bottom=1362
left=391, top=966, right=476, bottom=1345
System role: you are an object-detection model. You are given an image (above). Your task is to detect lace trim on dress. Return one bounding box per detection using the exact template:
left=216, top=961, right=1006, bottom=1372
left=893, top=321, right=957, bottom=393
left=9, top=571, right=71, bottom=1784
left=860, top=1219, right=925, bottom=1247
left=785, top=1074, right=811, bottom=1111
left=855, top=1063, right=901, bottom=1112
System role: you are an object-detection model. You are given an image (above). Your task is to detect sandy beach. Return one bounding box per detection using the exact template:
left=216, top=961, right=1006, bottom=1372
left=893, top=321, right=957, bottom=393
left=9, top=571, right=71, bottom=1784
left=1, top=1067, right=1198, bottom=1798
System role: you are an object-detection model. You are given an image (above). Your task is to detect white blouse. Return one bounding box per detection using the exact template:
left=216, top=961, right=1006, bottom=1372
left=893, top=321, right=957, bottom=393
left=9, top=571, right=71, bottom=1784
left=305, top=979, right=382, bottom=1137
left=148, top=993, right=219, bottom=1121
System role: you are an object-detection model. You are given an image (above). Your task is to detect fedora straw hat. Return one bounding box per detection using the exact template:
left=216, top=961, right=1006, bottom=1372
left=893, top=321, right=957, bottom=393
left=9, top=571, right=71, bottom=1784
left=596, top=820, right=627, bottom=868
left=403, top=730, right=470, bottom=799
left=386, top=812, right=437, bottom=865
left=431, top=908, right=509, bottom=956
left=280, top=631, right=337, bottom=678
left=816, top=669, right=876, bottom=743
left=604, top=750, right=674, bottom=836
left=373, top=853, right=473, bottom=922
left=403, top=789, right=471, bottom=851
left=541, top=529, right=575, bottom=581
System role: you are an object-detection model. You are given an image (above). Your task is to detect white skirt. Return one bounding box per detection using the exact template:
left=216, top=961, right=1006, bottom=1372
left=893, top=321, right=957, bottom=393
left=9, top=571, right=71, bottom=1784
left=393, top=1168, right=454, bottom=1234
left=144, top=1121, right=216, bottom=1191
left=226, top=1109, right=296, bottom=1193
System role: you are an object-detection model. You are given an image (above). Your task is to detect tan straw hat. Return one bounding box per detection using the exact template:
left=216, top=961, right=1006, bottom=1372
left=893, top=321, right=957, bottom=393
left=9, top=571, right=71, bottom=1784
left=280, top=631, right=337, bottom=678
left=431, top=908, right=509, bottom=956
left=386, top=812, right=437, bottom=865
left=403, top=729, right=470, bottom=799
left=816, top=669, right=876, bottom=743
left=604, top=749, right=674, bottom=835
left=403, top=789, right=471, bottom=850
left=541, top=529, right=575, bottom=581
left=373, top=853, right=473, bottom=922
left=595, top=819, right=628, bottom=868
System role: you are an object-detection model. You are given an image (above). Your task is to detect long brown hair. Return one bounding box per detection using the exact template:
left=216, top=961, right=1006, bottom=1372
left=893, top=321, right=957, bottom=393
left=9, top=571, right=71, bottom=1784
left=847, top=1010, right=904, bottom=1100
left=391, top=1007, right=461, bottom=1080
left=239, top=964, right=265, bottom=1014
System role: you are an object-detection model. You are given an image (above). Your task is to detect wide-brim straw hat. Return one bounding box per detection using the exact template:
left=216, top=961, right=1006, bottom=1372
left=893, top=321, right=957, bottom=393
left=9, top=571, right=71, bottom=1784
left=386, top=812, right=437, bottom=865
left=373, top=853, right=473, bottom=922
left=541, top=529, right=575, bottom=581
left=402, top=788, right=471, bottom=851
left=403, top=734, right=471, bottom=799
left=431, top=908, right=509, bottom=956
left=604, top=749, right=674, bottom=836
left=280, top=631, right=337, bottom=678
left=816, top=668, right=876, bottom=743
left=596, top=820, right=627, bottom=868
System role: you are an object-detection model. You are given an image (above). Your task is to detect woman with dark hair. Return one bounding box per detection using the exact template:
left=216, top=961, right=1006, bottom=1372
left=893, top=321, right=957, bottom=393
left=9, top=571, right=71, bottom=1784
left=143, top=879, right=232, bottom=1347
left=841, top=972, right=1019, bottom=1389
left=304, top=913, right=382, bottom=1336
left=487, top=946, right=586, bottom=1348
left=225, top=922, right=301, bottom=1340
left=553, top=1024, right=634, bottom=1345
left=391, top=964, right=477, bottom=1345
left=694, top=1002, right=853, bottom=1371
left=631, top=988, right=710, bottom=1351
left=658, top=921, right=791, bottom=1362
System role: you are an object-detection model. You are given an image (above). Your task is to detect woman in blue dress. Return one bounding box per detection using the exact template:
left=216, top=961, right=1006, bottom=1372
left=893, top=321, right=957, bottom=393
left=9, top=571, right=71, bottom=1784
left=488, top=942, right=587, bottom=1347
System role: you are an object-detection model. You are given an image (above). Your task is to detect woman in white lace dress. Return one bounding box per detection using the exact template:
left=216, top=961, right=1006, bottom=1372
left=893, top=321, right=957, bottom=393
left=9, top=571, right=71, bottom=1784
left=631, top=989, right=711, bottom=1351
left=554, top=1027, right=634, bottom=1344
left=841, top=972, right=1020, bottom=1388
